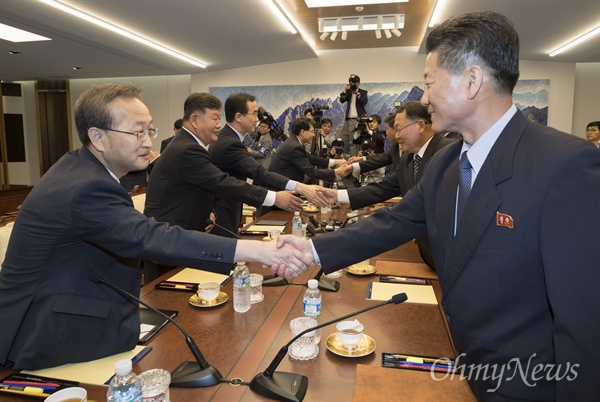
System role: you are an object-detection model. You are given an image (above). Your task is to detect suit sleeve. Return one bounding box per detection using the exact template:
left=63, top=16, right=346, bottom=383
left=540, top=142, right=600, bottom=400
left=359, top=152, right=393, bottom=173
left=307, top=153, right=330, bottom=168
left=347, top=174, right=402, bottom=210
left=225, top=139, right=289, bottom=190
left=288, top=145, right=336, bottom=182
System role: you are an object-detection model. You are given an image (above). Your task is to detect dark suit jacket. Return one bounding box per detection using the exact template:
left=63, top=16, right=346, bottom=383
left=348, top=134, right=457, bottom=269
left=160, top=136, right=174, bottom=153
left=268, top=135, right=335, bottom=184
left=0, top=147, right=237, bottom=370
left=340, top=88, right=368, bottom=118
left=209, top=124, right=290, bottom=235
left=358, top=142, right=401, bottom=173
left=145, top=129, right=267, bottom=232
left=314, top=111, right=600, bottom=400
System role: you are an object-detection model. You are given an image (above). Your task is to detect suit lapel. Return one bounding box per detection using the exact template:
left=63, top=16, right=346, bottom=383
left=439, top=111, right=529, bottom=296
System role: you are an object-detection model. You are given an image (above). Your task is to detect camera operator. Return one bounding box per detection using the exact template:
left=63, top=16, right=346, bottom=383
left=340, top=74, right=368, bottom=156
left=353, top=139, right=385, bottom=185
left=367, top=114, right=386, bottom=154
left=247, top=119, right=273, bottom=169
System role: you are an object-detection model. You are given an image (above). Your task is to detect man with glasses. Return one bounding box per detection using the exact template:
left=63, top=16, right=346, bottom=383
left=0, top=84, right=313, bottom=370
left=209, top=93, right=329, bottom=236
left=319, top=101, right=458, bottom=269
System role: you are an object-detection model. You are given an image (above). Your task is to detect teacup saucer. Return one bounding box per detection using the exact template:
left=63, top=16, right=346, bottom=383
left=325, top=333, right=376, bottom=357
left=189, top=291, right=229, bottom=308
left=345, top=264, right=377, bottom=276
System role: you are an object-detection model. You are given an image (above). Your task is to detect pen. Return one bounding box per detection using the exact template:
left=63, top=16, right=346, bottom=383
left=158, top=282, right=195, bottom=289
left=1, top=384, right=51, bottom=393
left=380, top=275, right=427, bottom=284
left=2, top=381, right=59, bottom=389
left=220, top=274, right=234, bottom=286
left=388, top=354, right=454, bottom=365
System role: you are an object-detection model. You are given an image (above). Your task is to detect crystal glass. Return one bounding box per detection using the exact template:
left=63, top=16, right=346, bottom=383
left=288, top=317, right=319, bottom=360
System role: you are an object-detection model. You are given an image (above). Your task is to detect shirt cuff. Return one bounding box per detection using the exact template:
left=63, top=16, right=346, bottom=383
left=352, top=162, right=361, bottom=174
left=285, top=180, right=299, bottom=192
left=263, top=190, right=276, bottom=206
left=310, top=239, right=321, bottom=265
left=328, top=159, right=335, bottom=168
left=338, top=190, right=350, bottom=204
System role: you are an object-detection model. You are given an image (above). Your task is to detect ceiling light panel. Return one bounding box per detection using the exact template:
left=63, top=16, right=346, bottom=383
left=305, top=0, right=407, bottom=7
left=0, top=23, right=51, bottom=42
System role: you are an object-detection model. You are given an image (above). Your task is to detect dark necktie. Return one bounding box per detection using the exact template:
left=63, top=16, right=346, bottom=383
left=413, top=154, right=422, bottom=181
left=457, top=151, right=472, bottom=223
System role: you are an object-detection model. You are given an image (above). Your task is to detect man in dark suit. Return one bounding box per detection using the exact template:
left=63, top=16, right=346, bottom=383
left=269, top=117, right=350, bottom=184
left=144, top=93, right=303, bottom=281
left=321, top=101, right=458, bottom=269
left=209, top=93, right=327, bottom=237
left=340, top=74, right=368, bottom=156
left=0, top=84, right=313, bottom=370
left=278, top=12, right=599, bottom=400
left=159, top=118, right=182, bottom=153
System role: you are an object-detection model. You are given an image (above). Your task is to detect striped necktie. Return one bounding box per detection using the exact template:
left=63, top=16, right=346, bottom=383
left=413, top=154, right=422, bottom=181
left=457, top=151, right=472, bottom=224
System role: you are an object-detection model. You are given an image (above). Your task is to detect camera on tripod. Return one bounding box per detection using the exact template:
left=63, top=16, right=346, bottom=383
left=353, top=114, right=373, bottom=144
left=309, top=103, right=330, bottom=127
left=258, top=106, right=286, bottom=141
left=349, top=74, right=360, bottom=91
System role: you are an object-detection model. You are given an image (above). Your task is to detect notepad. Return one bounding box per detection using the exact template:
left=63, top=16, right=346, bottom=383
left=240, top=224, right=286, bottom=234
left=22, top=345, right=149, bottom=386
left=138, top=308, right=178, bottom=343
left=367, top=282, right=438, bottom=305
left=167, top=268, right=229, bottom=284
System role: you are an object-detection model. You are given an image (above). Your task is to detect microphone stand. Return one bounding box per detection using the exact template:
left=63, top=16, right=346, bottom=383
left=249, top=293, right=408, bottom=402
left=313, top=266, right=339, bottom=292
left=339, top=207, right=380, bottom=228
left=91, top=275, right=223, bottom=388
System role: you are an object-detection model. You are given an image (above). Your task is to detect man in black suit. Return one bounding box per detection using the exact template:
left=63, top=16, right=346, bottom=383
left=320, top=101, right=458, bottom=269
left=278, top=11, right=599, bottom=400
left=0, top=84, right=313, bottom=370
left=269, top=117, right=350, bottom=184
left=144, top=93, right=303, bottom=280
left=159, top=118, right=182, bottom=153
left=340, top=74, right=368, bottom=156
left=209, top=93, right=328, bottom=237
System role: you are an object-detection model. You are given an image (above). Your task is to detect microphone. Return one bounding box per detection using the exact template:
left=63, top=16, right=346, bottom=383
left=299, top=212, right=322, bottom=232
left=249, top=293, right=408, bottom=402
left=89, top=273, right=223, bottom=388
left=312, top=266, right=340, bottom=292
left=206, top=218, right=241, bottom=239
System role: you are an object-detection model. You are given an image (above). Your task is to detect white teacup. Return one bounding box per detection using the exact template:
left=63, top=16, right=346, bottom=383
left=44, top=386, right=87, bottom=402
left=336, top=320, right=364, bottom=350
left=198, top=282, right=220, bottom=302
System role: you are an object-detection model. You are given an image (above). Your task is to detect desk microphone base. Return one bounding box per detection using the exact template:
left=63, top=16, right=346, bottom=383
left=317, top=277, right=340, bottom=292
left=250, top=371, right=308, bottom=402
left=170, top=361, right=223, bottom=388
left=262, top=275, right=289, bottom=287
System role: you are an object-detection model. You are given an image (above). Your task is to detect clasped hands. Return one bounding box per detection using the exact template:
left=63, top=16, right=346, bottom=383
left=262, top=235, right=315, bottom=279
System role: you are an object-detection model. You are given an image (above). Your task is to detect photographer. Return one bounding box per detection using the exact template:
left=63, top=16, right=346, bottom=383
left=368, top=114, right=386, bottom=154
left=339, top=74, right=368, bottom=156
left=247, top=119, right=273, bottom=169
left=353, top=139, right=385, bottom=186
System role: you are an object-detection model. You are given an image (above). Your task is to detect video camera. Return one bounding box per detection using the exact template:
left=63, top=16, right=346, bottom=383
left=307, top=103, right=329, bottom=127
left=349, top=74, right=360, bottom=92
left=331, top=138, right=345, bottom=158
left=353, top=114, right=373, bottom=144
left=258, top=106, right=286, bottom=141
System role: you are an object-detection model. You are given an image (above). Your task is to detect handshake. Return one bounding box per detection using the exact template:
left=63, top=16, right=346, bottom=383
left=332, top=158, right=353, bottom=179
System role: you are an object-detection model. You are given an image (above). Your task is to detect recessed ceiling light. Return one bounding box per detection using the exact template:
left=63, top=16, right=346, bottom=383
left=0, top=23, right=51, bottom=42
left=72, top=66, right=83, bottom=70
left=8, top=51, right=22, bottom=55
left=305, top=0, right=407, bottom=7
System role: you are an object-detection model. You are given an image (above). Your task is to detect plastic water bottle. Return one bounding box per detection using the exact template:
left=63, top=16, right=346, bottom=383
left=292, top=211, right=303, bottom=237
left=303, top=279, right=322, bottom=342
left=107, top=359, right=142, bottom=402
left=233, top=262, right=251, bottom=313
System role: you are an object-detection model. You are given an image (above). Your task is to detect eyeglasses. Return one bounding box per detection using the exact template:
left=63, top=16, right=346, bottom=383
left=394, top=120, right=419, bottom=135
left=585, top=128, right=599, bottom=132
left=103, top=127, right=158, bottom=141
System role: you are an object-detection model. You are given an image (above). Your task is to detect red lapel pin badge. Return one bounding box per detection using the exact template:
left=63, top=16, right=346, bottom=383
left=496, top=212, right=514, bottom=229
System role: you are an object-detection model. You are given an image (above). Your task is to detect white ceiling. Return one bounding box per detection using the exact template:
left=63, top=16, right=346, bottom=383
left=0, top=0, right=598, bottom=83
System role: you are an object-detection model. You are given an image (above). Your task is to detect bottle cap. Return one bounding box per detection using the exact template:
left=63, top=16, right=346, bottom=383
left=237, top=262, right=246, bottom=265
left=294, top=211, right=300, bottom=216
left=307, top=279, right=318, bottom=289
left=114, top=358, right=133, bottom=376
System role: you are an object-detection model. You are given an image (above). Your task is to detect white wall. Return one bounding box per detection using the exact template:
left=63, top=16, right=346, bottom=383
left=572, top=62, right=600, bottom=138
left=69, top=75, right=191, bottom=149
left=192, top=47, right=579, bottom=135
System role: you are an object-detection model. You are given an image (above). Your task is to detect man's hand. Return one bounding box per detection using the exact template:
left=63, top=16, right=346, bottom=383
left=259, top=236, right=314, bottom=278
left=204, top=212, right=216, bottom=233
left=347, top=156, right=364, bottom=164
left=335, top=164, right=353, bottom=178
left=316, top=187, right=338, bottom=204
left=247, top=147, right=253, bottom=153
left=274, top=191, right=303, bottom=212
left=330, top=158, right=348, bottom=167
left=295, top=183, right=328, bottom=207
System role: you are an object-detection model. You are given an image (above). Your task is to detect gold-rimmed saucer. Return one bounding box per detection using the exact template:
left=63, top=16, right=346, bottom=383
left=345, top=264, right=377, bottom=276
left=302, top=205, right=319, bottom=213
left=325, top=333, right=376, bottom=357
left=189, top=292, right=229, bottom=308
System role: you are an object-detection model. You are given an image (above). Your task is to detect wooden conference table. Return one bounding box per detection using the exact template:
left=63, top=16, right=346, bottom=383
left=1, top=206, right=475, bottom=401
